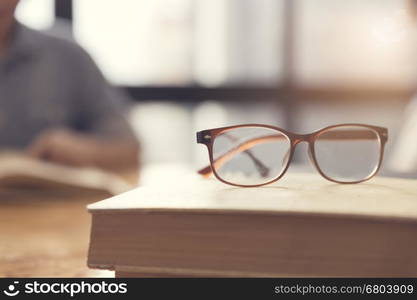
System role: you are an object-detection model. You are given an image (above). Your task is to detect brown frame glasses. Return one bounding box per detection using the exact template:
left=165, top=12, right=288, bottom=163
left=196, top=123, right=388, bottom=187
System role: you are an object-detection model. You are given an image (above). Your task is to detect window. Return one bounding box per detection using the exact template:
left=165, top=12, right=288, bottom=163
left=294, top=0, right=416, bottom=88
left=73, top=0, right=285, bottom=86
left=15, top=0, right=55, bottom=30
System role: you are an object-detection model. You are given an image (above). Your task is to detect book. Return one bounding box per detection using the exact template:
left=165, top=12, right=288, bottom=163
left=0, top=151, right=133, bottom=195
left=87, top=173, right=417, bottom=277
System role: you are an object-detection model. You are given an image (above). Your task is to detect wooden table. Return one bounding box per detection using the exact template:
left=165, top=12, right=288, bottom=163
left=0, top=188, right=115, bottom=277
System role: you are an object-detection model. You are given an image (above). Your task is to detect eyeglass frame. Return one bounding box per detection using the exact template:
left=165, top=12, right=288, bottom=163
left=196, top=123, right=388, bottom=187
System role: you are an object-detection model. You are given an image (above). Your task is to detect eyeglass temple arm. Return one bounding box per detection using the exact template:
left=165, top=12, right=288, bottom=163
left=198, top=134, right=281, bottom=177
left=198, top=129, right=380, bottom=178
left=221, top=133, right=270, bottom=177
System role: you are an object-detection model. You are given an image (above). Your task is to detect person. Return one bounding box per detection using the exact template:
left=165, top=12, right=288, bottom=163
left=0, top=1, right=140, bottom=171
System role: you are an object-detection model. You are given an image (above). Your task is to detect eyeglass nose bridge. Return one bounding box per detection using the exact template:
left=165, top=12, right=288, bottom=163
left=291, top=134, right=313, bottom=146
left=288, top=134, right=318, bottom=169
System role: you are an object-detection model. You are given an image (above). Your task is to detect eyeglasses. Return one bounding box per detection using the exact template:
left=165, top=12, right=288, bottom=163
left=196, top=124, right=388, bottom=187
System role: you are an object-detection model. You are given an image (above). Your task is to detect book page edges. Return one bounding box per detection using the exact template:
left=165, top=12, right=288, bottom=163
left=87, top=174, right=417, bottom=221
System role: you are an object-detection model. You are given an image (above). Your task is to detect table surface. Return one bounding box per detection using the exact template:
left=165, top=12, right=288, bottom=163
left=5, top=163, right=412, bottom=278
left=0, top=164, right=192, bottom=277
left=0, top=165, right=181, bottom=278
left=0, top=188, right=117, bottom=277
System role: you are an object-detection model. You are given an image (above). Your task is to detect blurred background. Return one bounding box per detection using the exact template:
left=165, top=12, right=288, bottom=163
left=16, top=0, right=417, bottom=177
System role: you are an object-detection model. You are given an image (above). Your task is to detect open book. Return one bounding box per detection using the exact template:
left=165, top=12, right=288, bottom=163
left=0, top=151, right=133, bottom=195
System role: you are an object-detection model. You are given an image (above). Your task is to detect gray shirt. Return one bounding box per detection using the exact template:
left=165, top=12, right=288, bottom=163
left=0, top=23, right=136, bottom=148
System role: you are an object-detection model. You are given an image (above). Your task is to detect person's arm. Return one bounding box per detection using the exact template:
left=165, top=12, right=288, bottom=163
left=27, top=42, right=140, bottom=172
left=28, top=128, right=140, bottom=172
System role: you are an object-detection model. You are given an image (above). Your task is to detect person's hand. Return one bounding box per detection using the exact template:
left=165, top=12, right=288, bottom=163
left=27, top=129, right=98, bottom=167
left=27, top=128, right=140, bottom=172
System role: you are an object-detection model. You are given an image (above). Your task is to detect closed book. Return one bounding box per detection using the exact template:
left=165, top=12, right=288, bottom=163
left=87, top=174, right=417, bottom=277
